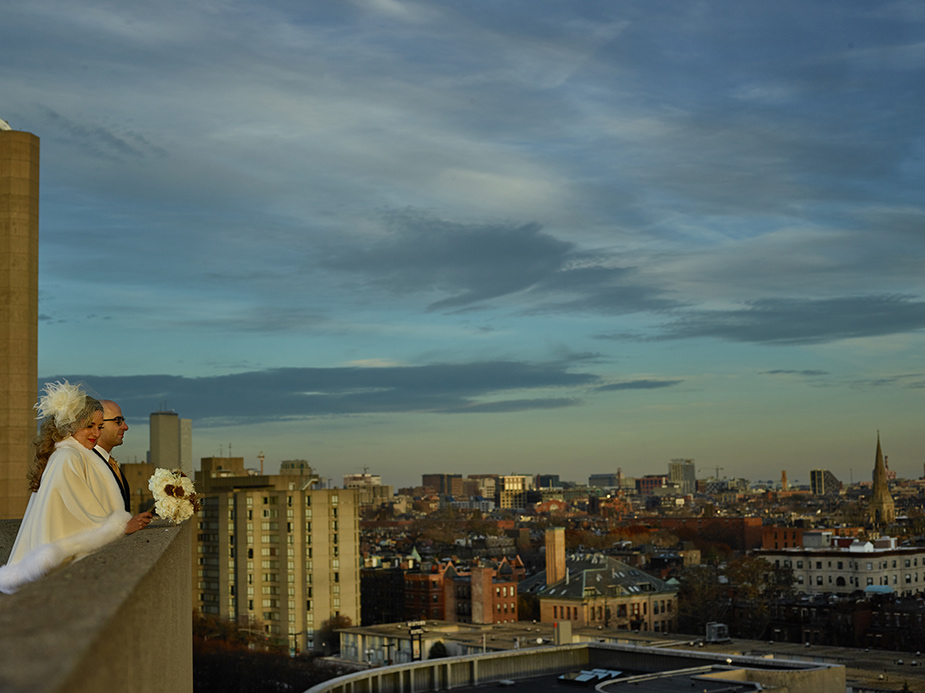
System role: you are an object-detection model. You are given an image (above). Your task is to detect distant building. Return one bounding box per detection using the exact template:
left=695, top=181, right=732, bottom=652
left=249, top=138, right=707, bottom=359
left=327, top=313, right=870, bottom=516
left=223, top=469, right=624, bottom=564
left=636, top=474, right=668, bottom=496
left=120, top=461, right=156, bottom=514
left=868, top=435, right=895, bottom=527
left=668, top=459, right=696, bottom=494
left=422, top=474, right=463, bottom=496
left=344, top=472, right=393, bottom=511
left=464, top=475, right=496, bottom=499
left=497, top=475, right=532, bottom=509
left=535, top=474, right=560, bottom=488
left=758, top=532, right=925, bottom=595
left=762, top=526, right=805, bottom=550
left=521, top=530, right=678, bottom=633
left=588, top=473, right=619, bottom=488
left=445, top=562, right=519, bottom=624
left=360, top=566, right=406, bottom=626
left=149, top=411, right=192, bottom=475
left=810, top=469, right=841, bottom=496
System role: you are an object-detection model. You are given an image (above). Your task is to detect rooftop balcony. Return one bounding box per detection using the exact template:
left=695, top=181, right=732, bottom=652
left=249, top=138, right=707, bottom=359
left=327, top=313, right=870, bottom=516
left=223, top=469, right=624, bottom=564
left=0, top=519, right=192, bottom=693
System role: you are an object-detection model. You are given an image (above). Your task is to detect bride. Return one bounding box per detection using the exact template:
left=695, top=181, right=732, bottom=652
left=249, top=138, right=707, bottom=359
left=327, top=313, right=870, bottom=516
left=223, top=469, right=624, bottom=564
left=0, top=381, right=149, bottom=594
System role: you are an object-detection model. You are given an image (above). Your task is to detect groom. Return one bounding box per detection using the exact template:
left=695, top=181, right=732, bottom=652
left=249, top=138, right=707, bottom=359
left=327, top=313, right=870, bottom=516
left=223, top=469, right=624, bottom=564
left=96, top=400, right=153, bottom=532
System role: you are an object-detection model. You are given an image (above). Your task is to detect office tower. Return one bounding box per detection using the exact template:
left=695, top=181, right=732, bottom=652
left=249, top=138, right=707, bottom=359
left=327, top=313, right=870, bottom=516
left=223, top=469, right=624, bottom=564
left=868, top=434, right=895, bottom=526
left=495, top=474, right=533, bottom=509
left=421, top=473, right=463, bottom=496
left=668, top=459, right=696, bottom=494
left=149, top=411, right=192, bottom=474
left=193, top=460, right=360, bottom=653
left=0, top=126, right=39, bottom=520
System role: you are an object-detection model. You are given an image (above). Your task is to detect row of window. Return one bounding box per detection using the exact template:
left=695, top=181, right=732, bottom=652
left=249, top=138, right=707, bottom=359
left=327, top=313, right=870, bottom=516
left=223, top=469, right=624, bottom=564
left=776, top=557, right=922, bottom=570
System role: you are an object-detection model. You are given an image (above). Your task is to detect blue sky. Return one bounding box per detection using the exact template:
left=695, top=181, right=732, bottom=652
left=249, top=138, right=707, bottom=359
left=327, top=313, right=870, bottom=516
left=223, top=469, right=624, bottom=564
left=4, top=0, right=925, bottom=488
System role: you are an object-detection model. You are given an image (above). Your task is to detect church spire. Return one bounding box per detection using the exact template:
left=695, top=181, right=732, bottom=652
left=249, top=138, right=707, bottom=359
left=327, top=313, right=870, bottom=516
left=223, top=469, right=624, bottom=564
left=868, top=432, right=895, bottom=527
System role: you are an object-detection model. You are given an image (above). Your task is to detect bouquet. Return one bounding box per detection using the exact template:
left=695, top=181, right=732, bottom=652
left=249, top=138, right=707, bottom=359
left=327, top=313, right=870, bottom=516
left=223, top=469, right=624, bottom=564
left=148, top=468, right=202, bottom=524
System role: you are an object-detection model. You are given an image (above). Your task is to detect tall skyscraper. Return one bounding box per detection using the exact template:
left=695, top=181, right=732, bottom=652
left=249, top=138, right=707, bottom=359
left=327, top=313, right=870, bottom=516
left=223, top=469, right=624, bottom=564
left=0, top=126, right=39, bottom=520
left=149, top=411, right=192, bottom=474
left=668, top=459, right=696, bottom=494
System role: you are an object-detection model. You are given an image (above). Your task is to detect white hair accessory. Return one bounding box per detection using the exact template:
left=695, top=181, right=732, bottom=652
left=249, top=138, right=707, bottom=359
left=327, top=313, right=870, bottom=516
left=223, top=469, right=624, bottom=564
left=35, top=380, right=87, bottom=428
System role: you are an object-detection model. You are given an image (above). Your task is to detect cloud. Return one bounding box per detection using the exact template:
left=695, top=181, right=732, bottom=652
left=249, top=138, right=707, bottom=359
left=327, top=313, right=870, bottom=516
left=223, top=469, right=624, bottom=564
left=658, top=295, right=925, bottom=345
left=527, top=265, right=682, bottom=315
left=321, top=211, right=574, bottom=310
left=48, top=359, right=601, bottom=425
left=596, top=379, right=683, bottom=391
left=316, top=210, right=682, bottom=317
left=761, top=369, right=829, bottom=377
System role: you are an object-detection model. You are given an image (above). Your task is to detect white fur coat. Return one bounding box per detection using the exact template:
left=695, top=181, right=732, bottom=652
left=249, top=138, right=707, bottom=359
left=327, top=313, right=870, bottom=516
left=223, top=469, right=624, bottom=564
left=0, top=438, right=132, bottom=594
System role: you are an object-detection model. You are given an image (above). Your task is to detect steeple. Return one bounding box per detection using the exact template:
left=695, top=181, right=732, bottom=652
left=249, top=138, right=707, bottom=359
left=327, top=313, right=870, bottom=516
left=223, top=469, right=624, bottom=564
left=868, top=432, right=895, bottom=527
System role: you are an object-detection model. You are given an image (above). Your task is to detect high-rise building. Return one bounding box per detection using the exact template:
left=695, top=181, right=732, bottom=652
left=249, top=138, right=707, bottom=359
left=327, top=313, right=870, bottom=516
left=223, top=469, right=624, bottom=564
left=193, top=459, right=360, bottom=653
left=497, top=475, right=531, bottom=509
left=421, top=473, right=463, bottom=496
left=868, top=434, right=895, bottom=527
left=810, top=469, right=840, bottom=496
left=343, top=472, right=392, bottom=511
left=149, top=411, right=192, bottom=474
left=0, top=126, right=39, bottom=520
left=668, top=459, right=696, bottom=494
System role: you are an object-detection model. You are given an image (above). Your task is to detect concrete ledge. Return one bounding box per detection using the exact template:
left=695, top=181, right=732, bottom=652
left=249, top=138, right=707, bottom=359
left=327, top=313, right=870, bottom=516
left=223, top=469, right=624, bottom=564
left=0, top=519, right=192, bottom=693
left=306, top=641, right=845, bottom=693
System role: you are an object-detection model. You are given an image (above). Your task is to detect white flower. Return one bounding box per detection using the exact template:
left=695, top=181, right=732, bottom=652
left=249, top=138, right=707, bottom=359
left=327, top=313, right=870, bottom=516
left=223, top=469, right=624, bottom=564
left=148, top=467, right=201, bottom=524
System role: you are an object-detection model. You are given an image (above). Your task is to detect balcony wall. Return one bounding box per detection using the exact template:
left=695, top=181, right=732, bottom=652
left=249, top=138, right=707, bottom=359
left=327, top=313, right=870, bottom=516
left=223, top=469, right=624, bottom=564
left=0, top=519, right=192, bottom=693
left=306, top=641, right=845, bottom=693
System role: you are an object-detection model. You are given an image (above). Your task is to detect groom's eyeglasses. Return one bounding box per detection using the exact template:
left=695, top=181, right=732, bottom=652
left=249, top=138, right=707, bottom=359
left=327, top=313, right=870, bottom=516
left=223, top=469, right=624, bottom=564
left=103, top=416, right=126, bottom=425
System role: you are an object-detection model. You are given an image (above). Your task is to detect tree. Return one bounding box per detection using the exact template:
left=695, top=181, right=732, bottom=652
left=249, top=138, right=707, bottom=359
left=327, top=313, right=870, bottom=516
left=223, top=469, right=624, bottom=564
left=316, top=614, right=353, bottom=655
left=428, top=641, right=448, bottom=659
left=726, top=556, right=794, bottom=639
left=192, top=612, right=335, bottom=693
left=678, top=564, right=728, bottom=635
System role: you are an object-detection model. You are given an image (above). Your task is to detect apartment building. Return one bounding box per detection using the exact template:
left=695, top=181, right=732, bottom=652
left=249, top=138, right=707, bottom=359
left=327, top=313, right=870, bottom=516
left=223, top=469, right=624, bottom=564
left=757, top=533, right=925, bottom=596
left=193, top=458, right=360, bottom=653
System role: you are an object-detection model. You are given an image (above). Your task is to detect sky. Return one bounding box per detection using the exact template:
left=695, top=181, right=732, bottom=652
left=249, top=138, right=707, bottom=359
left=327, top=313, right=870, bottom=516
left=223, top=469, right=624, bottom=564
left=3, top=0, right=925, bottom=489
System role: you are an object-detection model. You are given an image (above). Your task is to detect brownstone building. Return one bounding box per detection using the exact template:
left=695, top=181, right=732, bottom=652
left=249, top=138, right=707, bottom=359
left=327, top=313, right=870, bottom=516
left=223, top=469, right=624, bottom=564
left=444, top=560, right=520, bottom=624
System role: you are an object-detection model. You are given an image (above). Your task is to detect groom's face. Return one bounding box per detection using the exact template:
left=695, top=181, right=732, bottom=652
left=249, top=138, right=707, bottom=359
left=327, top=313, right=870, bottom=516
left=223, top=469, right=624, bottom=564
left=99, top=402, right=129, bottom=451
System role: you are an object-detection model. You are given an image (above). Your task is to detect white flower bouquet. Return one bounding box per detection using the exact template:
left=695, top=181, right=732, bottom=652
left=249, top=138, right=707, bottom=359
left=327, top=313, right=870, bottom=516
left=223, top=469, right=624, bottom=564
left=148, top=468, right=202, bottom=524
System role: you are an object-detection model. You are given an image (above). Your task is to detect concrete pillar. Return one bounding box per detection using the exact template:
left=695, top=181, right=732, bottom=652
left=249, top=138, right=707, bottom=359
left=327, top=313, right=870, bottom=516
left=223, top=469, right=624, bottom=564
left=0, top=129, right=39, bottom=520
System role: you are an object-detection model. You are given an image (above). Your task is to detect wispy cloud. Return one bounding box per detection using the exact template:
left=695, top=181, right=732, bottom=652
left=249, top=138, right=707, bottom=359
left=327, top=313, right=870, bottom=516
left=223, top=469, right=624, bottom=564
left=596, top=379, right=684, bottom=391
left=48, top=359, right=602, bottom=424
left=658, top=295, right=925, bottom=345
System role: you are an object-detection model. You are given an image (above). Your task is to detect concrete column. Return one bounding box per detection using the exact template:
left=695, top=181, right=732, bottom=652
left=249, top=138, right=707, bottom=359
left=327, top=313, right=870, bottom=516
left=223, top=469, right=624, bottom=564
left=0, top=129, right=39, bottom=521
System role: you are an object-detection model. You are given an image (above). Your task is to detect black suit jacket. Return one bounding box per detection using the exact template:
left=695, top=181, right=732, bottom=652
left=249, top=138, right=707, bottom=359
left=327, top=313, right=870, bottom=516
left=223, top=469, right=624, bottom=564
left=93, top=448, right=132, bottom=513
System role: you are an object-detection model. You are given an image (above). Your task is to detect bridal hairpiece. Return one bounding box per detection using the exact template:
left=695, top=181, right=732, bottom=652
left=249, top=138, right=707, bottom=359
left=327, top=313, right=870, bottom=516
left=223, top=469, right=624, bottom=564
left=34, top=380, right=87, bottom=428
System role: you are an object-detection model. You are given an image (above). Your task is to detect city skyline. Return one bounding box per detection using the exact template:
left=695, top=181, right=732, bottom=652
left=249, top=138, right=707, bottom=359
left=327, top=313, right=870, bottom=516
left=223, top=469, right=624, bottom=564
left=3, top=1, right=924, bottom=488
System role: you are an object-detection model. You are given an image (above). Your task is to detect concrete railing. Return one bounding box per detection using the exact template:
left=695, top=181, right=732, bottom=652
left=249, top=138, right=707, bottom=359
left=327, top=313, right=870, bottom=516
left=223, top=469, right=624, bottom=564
left=306, top=641, right=845, bottom=693
left=0, top=519, right=192, bottom=693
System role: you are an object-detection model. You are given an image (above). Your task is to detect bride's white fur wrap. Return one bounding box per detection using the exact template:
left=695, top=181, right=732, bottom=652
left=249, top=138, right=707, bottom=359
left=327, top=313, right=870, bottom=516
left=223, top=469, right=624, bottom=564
left=0, top=438, right=132, bottom=594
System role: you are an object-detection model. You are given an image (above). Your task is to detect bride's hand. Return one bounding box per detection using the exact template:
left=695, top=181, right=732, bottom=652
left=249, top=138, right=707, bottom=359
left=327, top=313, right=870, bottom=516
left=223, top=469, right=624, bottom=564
left=125, top=511, right=153, bottom=534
